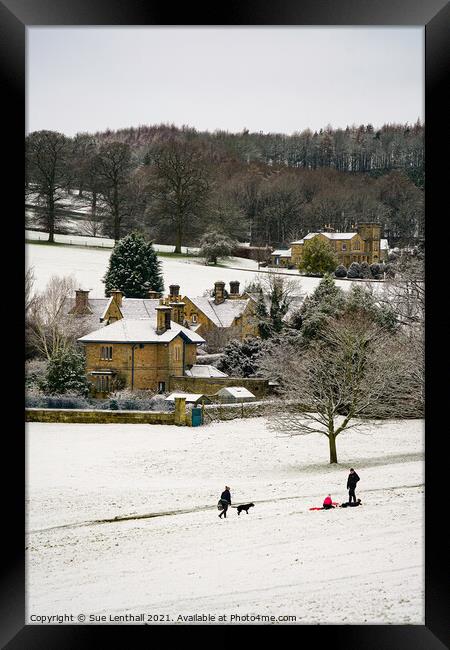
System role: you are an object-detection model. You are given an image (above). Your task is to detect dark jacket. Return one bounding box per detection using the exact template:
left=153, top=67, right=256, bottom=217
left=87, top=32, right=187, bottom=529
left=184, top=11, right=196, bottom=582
left=347, top=472, right=360, bottom=489
left=220, top=489, right=231, bottom=504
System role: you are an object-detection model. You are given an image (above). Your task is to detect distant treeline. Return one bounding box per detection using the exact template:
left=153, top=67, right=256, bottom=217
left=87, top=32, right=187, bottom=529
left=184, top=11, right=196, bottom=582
left=26, top=122, right=424, bottom=250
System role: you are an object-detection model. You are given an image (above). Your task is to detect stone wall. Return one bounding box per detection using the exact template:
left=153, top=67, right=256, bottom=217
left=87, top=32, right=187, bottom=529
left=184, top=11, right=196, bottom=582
left=169, top=375, right=269, bottom=398
left=26, top=408, right=178, bottom=425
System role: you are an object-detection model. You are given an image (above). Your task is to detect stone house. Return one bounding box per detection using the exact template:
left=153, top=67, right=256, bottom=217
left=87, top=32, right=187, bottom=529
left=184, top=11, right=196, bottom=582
left=180, top=281, right=259, bottom=343
left=271, top=222, right=389, bottom=269
left=78, top=306, right=205, bottom=396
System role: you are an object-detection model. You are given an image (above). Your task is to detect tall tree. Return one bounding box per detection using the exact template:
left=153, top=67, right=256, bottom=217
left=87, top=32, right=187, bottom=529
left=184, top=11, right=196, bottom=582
left=95, top=142, right=132, bottom=242
left=148, top=140, right=210, bottom=253
left=259, top=314, right=422, bottom=464
left=26, top=130, right=70, bottom=242
left=103, top=232, right=164, bottom=298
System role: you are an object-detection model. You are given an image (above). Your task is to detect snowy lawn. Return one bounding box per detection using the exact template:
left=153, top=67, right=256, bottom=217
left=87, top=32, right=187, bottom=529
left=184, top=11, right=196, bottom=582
left=26, top=417, right=424, bottom=625
left=26, top=240, right=363, bottom=298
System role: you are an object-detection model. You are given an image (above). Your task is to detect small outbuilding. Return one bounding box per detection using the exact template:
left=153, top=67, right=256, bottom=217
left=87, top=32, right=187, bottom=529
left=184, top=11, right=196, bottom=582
left=165, top=392, right=211, bottom=406
left=215, top=386, right=256, bottom=403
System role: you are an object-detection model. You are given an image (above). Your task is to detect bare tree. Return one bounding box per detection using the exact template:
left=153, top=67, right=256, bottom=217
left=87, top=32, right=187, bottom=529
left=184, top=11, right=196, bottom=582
left=26, top=131, right=71, bottom=242
left=258, top=314, right=422, bottom=463
left=27, top=275, right=94, bottom=360
left=25, top=266, right=36, bottom=315
left=94, top=142, right=132, bottom=242
left=248, top=270, right=302, bottom=337
left=200, top=325, right=241, bottom=354
left=381, top=253, right=424, bottom=327
left=147, top=140, right=210, bottom=253
left=380, top=252, right=424, bottom=403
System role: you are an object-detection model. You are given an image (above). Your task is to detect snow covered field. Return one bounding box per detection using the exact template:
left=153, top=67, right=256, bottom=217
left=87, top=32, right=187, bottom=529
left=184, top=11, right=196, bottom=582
left=26, top=239, right=362, bottom=298
left=26, top=417, right=424, bottom=625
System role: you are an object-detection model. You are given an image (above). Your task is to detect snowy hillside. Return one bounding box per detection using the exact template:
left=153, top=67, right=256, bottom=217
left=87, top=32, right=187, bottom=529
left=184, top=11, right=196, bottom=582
left=26, top=417, right=424, bottom=624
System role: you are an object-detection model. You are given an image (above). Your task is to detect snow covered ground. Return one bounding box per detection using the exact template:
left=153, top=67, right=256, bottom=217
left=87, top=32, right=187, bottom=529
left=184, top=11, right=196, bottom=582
left=26, top=239, right=365, bottom=298
left=25, top=229, right=199, bottom=253
left=26, top=417, right=424, bottom=625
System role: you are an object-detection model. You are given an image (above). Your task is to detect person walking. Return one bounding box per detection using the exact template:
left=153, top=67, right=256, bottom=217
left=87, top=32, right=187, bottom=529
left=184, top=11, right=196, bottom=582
left=218, top=486, right=231, bottom=519
left=347, top=468, right=360, bottom=504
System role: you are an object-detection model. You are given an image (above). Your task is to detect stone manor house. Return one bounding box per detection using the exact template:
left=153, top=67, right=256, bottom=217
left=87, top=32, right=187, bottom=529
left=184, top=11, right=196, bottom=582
left=271, top=222, right=388, bottom=269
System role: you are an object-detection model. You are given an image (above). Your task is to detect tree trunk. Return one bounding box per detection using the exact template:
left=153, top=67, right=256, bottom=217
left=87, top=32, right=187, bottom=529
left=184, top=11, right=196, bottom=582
left=113, top=186, right=120, bottom=242
left=329, top=432, right=338, bottom=464
left=91, top=191, right=97, bottom=218
left=48, top=196, right=55, bottom=243
left=174, top=217, right=182, bottom=254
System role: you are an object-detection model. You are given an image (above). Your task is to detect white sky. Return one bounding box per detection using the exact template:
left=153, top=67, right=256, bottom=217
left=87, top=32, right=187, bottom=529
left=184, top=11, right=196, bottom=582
left=27, top=27, right=424, bottom=136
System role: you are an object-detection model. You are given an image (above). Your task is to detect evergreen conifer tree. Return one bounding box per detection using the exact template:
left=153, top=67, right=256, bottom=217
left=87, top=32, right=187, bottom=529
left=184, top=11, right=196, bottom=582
left=41, top=348, right=90, bottom=396
left=103, top=233, right=164, bottom=297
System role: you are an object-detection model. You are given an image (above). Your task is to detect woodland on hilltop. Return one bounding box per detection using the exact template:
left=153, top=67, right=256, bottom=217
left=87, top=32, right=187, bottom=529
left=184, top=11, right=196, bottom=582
left=26, top=122, right=424, bottom=249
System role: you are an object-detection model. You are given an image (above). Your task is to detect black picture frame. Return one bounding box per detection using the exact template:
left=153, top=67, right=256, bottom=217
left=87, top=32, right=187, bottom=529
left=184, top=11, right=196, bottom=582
left=3, top=0, right=448, bottom=646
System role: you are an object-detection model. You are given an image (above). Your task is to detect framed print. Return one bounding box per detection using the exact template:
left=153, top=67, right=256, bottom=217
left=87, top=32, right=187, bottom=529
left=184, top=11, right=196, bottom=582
left=1, top=0, right=448, bottom=646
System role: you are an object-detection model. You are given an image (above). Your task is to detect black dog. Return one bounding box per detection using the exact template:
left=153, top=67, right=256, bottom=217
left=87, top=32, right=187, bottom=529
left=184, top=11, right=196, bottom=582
left=236, top=503, right=255, bottom=515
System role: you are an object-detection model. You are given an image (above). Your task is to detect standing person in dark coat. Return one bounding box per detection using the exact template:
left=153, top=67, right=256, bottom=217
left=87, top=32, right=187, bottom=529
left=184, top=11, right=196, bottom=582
left=218, top=486, right=231, bottom=519
left=347, top=468, right=360, bottom=503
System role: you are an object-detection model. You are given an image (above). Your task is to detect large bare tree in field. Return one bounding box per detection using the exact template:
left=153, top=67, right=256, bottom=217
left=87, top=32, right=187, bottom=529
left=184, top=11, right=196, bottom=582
left=95, top=142, right=132, bottom=242
left=148, top=140, right=210, bottom=253
left=25, top=131, right=70, bottom=243
left=27, top=276, right=94, bottom=360
left=259, top=314, right=422, bottom=464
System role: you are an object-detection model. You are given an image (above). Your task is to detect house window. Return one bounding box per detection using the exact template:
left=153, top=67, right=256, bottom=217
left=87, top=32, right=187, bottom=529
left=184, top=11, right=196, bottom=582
left=96, top=375, right=110, bottom=392
left=353, top=240, right=361, bottom=251
left=158, top=381, right=166, bottom=393
left=373, top=241, right=379, bottom=251
left=191, top=313, right=198, bottom=324
left=174, top=346, right=181, bottom=361
left=342, top=243, right=347, bottom=251
left=100, top=346, right=113, bottom=360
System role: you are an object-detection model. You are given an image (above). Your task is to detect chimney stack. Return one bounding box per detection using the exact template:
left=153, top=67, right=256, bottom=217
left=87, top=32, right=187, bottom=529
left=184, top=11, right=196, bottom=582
left=74, top=289, right=92, bottom=315
left=169, top=284, right=180, bottom=299
left=156, top=305, right=172, bottom=334
left=213, top=281, right=226, bottom=305
left=229, top=280, right=240, bottom=297
left=110, top=289, right=123, bottom=307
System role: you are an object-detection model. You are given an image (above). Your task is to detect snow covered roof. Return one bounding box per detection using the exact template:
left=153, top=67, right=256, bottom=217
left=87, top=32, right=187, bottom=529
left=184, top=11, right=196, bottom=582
left=380, top=239, right=389, bottom=250
left=78, top=318, right=205, bottom=344
left=271, top=249, right=292, bottom=257
left=217, top=387, right=255, bottom=398
left=292, top=232, right=358, bottom=242
left=69, top=297, right=160, bottom=322
left=184, top=365, right=228, bottom=378
left=100, top=297, right=160, bottom=321
left=184, top=296, right=249, bottom=328
left=165, top=392, right=209, bottom=403
left=324, top=232, right=358, bottom=240
left=68, top=297, right=109, bottom=321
